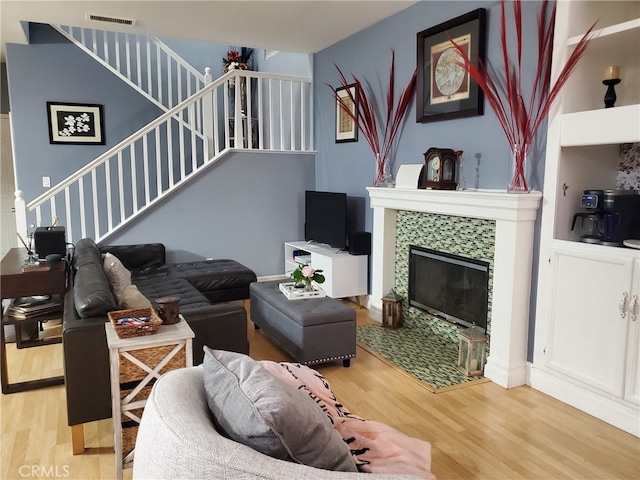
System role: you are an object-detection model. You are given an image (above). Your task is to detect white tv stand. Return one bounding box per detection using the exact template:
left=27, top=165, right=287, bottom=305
left=284, top=241, right=368, bottom=299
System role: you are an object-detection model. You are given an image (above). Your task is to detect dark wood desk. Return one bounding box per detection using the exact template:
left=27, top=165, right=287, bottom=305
left=1, top=248, right=67, bottom=394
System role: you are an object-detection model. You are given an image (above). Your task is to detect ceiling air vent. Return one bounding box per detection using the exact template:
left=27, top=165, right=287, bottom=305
left=86, top=13, right=137, bottom=26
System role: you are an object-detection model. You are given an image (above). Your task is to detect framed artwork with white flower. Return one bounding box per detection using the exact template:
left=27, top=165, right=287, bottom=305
left=47, top=102, right=105, bottom=145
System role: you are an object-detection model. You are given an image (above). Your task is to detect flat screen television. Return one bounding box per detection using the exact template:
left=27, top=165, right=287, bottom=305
left=304, top=190, right=347, bottom=249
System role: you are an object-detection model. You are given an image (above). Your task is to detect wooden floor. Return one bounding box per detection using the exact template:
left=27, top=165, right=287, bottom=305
left=1, top=304, right=639, bottom=480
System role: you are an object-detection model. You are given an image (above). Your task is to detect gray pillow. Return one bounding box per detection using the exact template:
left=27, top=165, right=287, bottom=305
left=202, top=347, right=357, bottom=472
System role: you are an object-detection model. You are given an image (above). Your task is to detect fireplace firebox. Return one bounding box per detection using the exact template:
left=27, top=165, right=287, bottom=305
left=408, top=245, right=489, bottom=331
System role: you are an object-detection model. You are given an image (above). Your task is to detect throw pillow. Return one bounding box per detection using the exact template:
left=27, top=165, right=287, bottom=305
left=261, top=361, right=436, bottom=479
left=118, top=284, right=152, bottom=309
left=103, top=252, right=132, bottom=303
left=202, top=348, right=357, bottom=472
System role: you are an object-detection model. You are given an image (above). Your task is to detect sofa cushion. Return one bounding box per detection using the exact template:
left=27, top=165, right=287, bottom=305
left=74, top=260, right=118, bottom=318
left=103, top=252, right=132, bottom=302
left=73, top=238, right=103, bottom=270
left=166, top=259, right=257, bottom=292
left=133, top=275, right=211, bottom=312
left=202, top=348, right=357, bottom=472
left=100, top=243, right=166, bottom=271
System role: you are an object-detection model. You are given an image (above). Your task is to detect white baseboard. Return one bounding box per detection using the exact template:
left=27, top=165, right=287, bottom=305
left=484, top=357, right=527, bottom=389
left=529, top=366, right=639, bottom=437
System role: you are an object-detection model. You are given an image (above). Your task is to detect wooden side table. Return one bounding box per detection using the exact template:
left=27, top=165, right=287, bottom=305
left=1, top=247, right=66, bottom=394
left=105, top=316, right=194, bottom=480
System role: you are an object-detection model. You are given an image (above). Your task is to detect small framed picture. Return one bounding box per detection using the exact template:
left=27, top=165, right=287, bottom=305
left=416, top=9, right=487, bottom=123
left=47, top=102, right=105, bottom=145
left=335, top=84, right=358, bottom=143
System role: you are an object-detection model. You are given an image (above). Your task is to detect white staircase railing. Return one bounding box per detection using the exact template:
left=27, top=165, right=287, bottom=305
left=17, top=70, right=313, bottom=244
left=53, top=25, right=205, bottom=111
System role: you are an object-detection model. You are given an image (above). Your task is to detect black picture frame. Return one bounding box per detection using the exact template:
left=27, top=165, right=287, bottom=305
left=416, top=8, right=486, bottom=123
left=47, top=102, right=105, bottom=145
left=335, top=84, right=358, bottom=143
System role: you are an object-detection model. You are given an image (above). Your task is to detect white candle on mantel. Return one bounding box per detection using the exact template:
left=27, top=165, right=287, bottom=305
left=470, top=358, right=479, bottom=370
left=604, top=65, right=620, bottom=80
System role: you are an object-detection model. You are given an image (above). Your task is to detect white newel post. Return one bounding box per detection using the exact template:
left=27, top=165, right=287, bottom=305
left=202, top=67, right=214, bottom=160
left=366, top=187, right=542, bottom=389
left=14, top=190, right=27, bottom=238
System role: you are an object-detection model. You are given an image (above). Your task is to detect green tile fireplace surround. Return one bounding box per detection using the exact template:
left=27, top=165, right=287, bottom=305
left=394, top=211, right=495, bottom=342
left=366, top=187, right=543, bottom=389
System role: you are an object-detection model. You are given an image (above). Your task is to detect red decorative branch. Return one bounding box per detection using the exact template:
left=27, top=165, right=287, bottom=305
left=450, top=0, right=595, bottom=191
left=328, top=51, right=417, bottom=185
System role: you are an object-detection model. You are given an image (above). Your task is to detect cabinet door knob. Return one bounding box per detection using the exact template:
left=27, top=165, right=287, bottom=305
left=630, top=294, right=638, bottom=322
left=619, top=292, right=629, bottom=319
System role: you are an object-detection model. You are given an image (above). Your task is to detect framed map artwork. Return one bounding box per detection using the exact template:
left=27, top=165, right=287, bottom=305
left=416, top=9, right=486, bottom=123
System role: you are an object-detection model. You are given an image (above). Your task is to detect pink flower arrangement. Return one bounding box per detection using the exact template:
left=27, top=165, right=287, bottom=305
left=301, top=265, right=315, bottom=279
left=291, top=262, right=325, bottom=290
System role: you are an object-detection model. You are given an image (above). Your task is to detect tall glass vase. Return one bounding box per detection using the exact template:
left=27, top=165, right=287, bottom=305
left=508, top=144, right=531, bottom=193
left=374, top=153, right=395, bottom=187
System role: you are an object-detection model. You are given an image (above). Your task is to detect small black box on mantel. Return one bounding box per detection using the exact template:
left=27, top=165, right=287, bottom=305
left=34, top=226, right=66, bottom=259
left=348, top=231, right=371, bottom=256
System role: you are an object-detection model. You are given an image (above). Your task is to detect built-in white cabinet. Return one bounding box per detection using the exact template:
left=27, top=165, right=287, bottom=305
left=625, top=274, right=640, bottom=405
left=543, top=244, right=638, bottom=401
left=531, top=1, right=640, bottom=437
left=284, top=241, right=368, bottom=299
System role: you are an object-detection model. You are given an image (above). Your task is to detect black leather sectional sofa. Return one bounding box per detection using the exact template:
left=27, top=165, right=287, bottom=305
left=63, top=238, right=256, bottom=453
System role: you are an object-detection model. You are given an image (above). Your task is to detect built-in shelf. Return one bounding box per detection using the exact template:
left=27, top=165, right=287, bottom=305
left=560, top=104, right=640, bottom=146
left=567, top=17, right=640, bottom=46
left=532, top=1, right=640, bottom=438
left=562, top=15, right=639, bottom=114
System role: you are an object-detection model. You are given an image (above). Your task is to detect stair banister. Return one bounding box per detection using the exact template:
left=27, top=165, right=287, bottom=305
left=18, top=70, right=313, bottom=243
left=54, top=25, right=207, bottom=111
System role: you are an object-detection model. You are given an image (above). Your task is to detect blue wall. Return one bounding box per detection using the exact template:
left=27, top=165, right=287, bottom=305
left=314, top=0, right=547, bottom=231
left=6, top=24, right=163, bottom=203
left=107, top=151, right=315, bottom=275
left=313, top=0, right=546, bottom=359
left=5, top=23, right=315, bottom=276
left=5, top=2, right=548, bottom=287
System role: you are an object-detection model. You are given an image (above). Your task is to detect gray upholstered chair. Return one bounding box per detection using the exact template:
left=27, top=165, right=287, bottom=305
left=133, top=367, right=421, bottom=480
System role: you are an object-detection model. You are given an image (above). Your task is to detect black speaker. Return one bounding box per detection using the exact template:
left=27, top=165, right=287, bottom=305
left=348, top=231, right=371, bottom=255
left=34, top=226, right=66, bottom=260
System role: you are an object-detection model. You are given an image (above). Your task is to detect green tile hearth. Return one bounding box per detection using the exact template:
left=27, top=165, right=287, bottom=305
left=356, top=319, right=484, bottom=391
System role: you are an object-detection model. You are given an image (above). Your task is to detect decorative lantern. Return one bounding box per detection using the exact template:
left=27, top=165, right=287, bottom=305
left=457, top=325, right=487, bottom=376
left=381, top=289, right=403, bottom=329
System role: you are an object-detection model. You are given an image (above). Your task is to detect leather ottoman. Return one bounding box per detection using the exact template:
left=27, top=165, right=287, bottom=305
left=249, top=280, right=356, bottom=367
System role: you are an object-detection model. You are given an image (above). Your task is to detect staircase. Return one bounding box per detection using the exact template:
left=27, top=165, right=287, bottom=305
left=15, top=26, right=313, bottom=244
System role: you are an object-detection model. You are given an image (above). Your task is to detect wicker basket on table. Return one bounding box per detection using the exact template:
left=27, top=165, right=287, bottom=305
left=108, top=308, right=163, bottom=339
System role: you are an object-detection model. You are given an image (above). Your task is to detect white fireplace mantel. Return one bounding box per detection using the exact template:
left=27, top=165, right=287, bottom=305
left=367, top=187, right=543, bottom=389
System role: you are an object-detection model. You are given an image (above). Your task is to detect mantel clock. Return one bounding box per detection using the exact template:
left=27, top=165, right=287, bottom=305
left=420, top=147, right=458, bottom=190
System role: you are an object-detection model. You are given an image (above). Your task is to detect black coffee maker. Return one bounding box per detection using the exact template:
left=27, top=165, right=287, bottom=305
left=571, top=190, right=605, bottom=244
left=572, top=189, right=640, bottom=245
left=601, top=189, right=640, bottom=246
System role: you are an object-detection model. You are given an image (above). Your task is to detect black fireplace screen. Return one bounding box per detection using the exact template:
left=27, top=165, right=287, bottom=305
left=408, top=245, right=489, bottom=331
